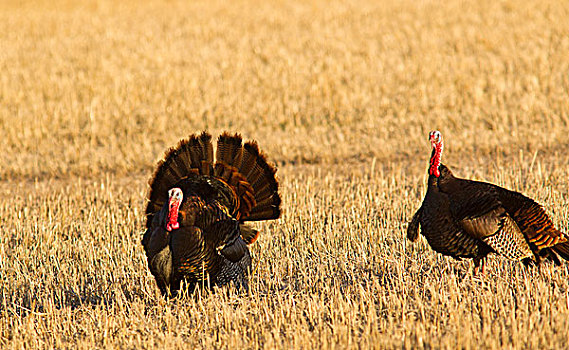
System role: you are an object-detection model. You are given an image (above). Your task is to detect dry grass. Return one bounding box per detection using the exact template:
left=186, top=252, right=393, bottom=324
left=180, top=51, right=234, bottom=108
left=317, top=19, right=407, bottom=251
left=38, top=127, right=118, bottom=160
left=1, top=0, right=569, bottom=348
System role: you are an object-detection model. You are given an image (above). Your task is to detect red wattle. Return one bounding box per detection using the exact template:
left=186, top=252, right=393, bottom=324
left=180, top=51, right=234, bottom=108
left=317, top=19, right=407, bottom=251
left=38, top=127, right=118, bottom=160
left=166, top=221, right=179, bottom=231
left=429, top=165, right=441, bottom=177
left=166, top=199, right=181, bottom=231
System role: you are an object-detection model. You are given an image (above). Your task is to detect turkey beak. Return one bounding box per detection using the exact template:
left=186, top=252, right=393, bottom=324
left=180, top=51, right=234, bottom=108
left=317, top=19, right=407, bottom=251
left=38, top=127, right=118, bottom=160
left=166, top=188, right=183, bottom=231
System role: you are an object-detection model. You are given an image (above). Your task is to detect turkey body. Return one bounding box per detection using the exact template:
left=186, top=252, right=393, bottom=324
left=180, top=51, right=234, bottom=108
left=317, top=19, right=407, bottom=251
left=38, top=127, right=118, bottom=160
left=142, top=132, right=281, bottom=296
left=410, top=172, right=490, bottom=262
left=408, top=131, right=569, bottom=270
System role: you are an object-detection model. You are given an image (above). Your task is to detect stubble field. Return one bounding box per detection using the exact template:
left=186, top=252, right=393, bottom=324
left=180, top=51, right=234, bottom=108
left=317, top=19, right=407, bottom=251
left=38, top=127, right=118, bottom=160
left=1, top=0, right=569, bottom=348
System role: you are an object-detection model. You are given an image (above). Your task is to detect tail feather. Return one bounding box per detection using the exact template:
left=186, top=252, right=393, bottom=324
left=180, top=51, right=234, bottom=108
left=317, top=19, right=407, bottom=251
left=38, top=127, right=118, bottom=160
left=248, top=195, right=281, bottom=219
left=252, top=181, right=277, bottom=203
left=235, top=181, right=252, bottom=197
left=552, top=241, right=569, bottom=261
left=174, top=142, right=193, bottom=175
left=163, top=150, right=186, bottom=179
left=242, top=143, right=278, bottom=197
left=254, top=195, right=280, bottom=210
left=213, top=163, right=231, bottom=180
left=240, top=191, right=256, bottom=215
left=240, top=224, right=260, bottom=244
left=188, top=132, right=214, bottom=174
left=200, top=160, right=211, bottom=176
left=238, top=141, right=280, bottom=221
left=239, top=142, right=262, bottom=178
left=247, top=208, right=280, bottom=221
left=216, top=132, right=243, bottom=169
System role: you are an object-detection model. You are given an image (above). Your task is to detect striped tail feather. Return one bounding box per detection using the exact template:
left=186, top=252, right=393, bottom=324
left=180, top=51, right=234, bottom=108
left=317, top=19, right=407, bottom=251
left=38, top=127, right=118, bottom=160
left=214, top=133, right=281, bottom=222
left=215, top=132, right=243, bottom=170
left=240, top=141, right=280, bottom=221
left=145, top=131, right=214, bottom=227
left=188, top=132, right=214, bottom=175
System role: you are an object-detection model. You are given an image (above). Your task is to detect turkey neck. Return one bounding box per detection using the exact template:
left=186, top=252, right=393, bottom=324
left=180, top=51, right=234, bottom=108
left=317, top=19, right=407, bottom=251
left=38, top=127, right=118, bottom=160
left=427, top=164, right=456, bottom=191
left=429, top=142, right=443, bottom=177
left=427, top=174, right=440, bottom=190
left=427, top=142, right=443, bottom=188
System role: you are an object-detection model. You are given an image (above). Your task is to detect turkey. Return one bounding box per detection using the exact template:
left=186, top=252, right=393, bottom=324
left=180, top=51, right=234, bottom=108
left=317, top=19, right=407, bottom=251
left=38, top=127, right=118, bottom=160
left=407, top=130, right=569, bottom=273
left=142, top=131, right=281, bottom=296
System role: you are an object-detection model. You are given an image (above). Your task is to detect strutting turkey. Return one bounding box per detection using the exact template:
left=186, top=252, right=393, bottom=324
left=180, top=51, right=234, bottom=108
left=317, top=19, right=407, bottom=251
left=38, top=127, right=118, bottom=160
left=142, top=131, right=281, bottom=296
left=407, top=130, right=569, bottom=273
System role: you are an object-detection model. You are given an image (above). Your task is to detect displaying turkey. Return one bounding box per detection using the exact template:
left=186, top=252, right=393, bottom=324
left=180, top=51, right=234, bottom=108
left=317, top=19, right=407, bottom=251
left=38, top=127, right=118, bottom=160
left=407, top=130, right=569, bottom=273
left=142, top=131, right=281, bottom=296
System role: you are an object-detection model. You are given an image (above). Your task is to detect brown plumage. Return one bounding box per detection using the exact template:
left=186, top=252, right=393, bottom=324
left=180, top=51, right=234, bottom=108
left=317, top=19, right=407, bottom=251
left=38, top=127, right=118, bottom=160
left=408, top=130, right=569, bottom=273
left=142, top=131, right=281, bottom=296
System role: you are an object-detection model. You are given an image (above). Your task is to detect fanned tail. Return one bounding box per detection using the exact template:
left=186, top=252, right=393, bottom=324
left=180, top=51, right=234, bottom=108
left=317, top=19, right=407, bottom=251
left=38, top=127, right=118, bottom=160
left=145, top=131, right=281, bottom=231
left=145, top=131, right=214, bottom=227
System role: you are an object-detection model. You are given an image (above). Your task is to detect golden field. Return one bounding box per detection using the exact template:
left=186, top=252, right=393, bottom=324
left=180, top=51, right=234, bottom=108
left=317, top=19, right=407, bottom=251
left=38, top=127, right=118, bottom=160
left=1, top=0, right=569, bottom=348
